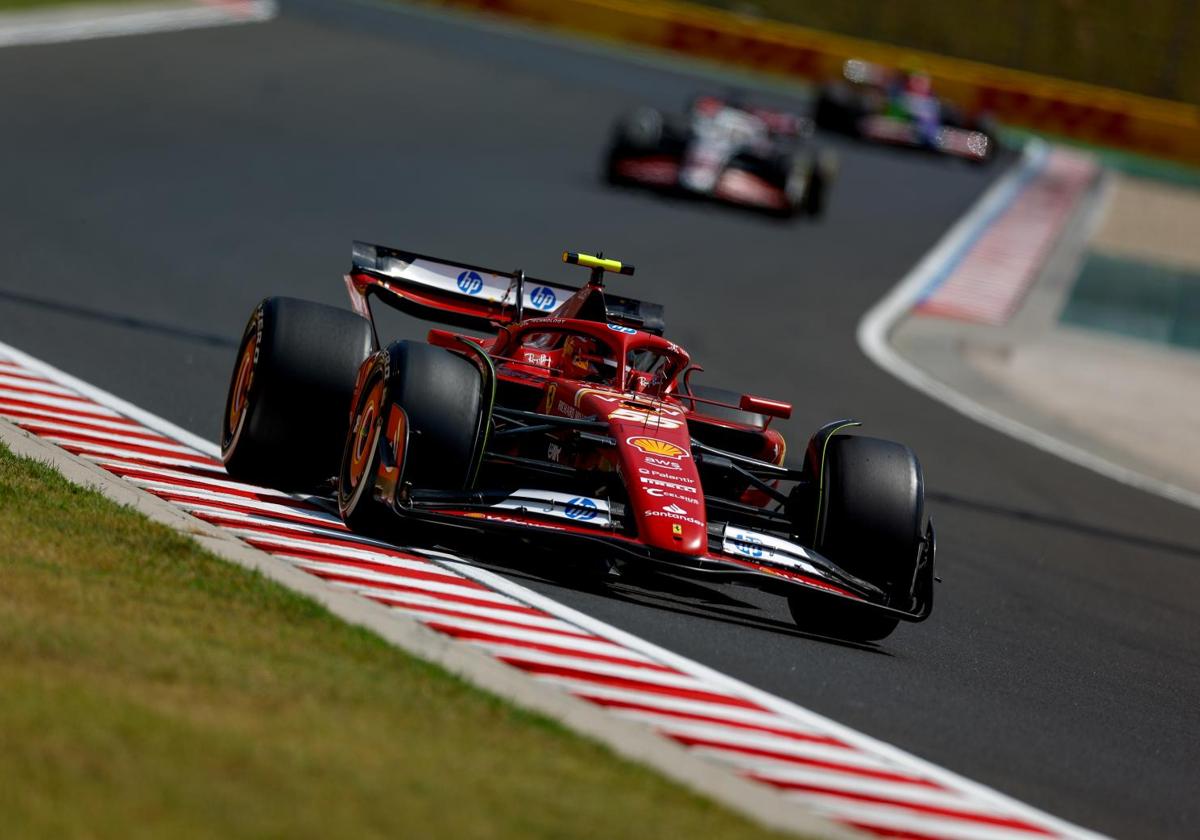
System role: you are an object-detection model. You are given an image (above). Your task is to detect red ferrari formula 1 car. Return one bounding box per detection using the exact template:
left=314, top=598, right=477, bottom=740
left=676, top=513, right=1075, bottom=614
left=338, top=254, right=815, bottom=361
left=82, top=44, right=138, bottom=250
left=221, top=245, right=934, bottom=640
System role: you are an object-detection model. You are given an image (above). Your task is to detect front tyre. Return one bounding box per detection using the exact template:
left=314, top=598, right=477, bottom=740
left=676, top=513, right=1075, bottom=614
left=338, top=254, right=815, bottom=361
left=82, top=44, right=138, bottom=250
left=337, top=341, right=486, bottom=536
left=338, top=357, right=403, bottom=536
left=788, top=435, right=925, bottom=641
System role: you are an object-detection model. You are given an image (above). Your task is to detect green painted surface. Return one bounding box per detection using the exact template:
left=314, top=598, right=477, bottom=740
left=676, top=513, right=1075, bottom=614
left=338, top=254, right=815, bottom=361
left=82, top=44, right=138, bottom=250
left=1061, top=251, right=1200, bottom=350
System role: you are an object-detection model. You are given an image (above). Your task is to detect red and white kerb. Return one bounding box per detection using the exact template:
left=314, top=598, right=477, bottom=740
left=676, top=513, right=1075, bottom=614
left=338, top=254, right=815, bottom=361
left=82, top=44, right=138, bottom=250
left=0, top=347, right=1103, bottom=840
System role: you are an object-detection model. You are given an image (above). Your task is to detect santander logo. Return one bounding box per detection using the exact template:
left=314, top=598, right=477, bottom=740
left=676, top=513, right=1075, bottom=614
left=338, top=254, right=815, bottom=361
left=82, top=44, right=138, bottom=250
left=662, top=503, right=688, bottom=515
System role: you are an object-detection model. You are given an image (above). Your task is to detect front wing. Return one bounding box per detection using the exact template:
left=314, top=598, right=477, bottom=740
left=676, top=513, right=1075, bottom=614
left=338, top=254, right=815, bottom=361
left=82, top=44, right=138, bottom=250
left=610, top=153, right=791, bottom=211
left=377, top=487, right=934, bottom=624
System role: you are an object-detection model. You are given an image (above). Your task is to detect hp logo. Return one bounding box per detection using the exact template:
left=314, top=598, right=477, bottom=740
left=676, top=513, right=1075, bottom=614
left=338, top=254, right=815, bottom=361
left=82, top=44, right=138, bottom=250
left=735, top=535, right=764, bottom=558
left=456, top=270, right=484, bottom=295
left=529, top=286, right=556, bottom=311
left=564, top=497, right=598, bottom=520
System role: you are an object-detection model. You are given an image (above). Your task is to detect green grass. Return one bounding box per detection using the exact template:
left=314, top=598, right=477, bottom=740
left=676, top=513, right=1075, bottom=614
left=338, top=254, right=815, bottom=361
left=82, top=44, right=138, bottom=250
left=0, top=442, right=792, bottom=840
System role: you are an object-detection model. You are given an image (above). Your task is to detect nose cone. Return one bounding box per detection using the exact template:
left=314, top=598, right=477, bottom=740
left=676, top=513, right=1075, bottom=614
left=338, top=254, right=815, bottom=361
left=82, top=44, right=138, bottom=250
left=619, top=432, right=707, bottom=556
left=573, top=389, right=708, bottom=556
left=639, top=499, right=707, bottom=554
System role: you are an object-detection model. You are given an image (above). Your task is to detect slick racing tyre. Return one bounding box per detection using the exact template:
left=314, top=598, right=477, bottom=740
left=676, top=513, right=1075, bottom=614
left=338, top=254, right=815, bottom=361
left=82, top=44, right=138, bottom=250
left=222, top=296, right=373, bottom=491
left=788, top=435, right=924, bottom=641
left=338, top=341, right=485, bottom=534
left=604, top=108, right=686, bottom=185
left=799, top=169, right=825, bottom=217
left=616, top=106, right=665, bottom=150
left=813, top=83, right=866, bottom=135
left=799, top=149, right=838, bottom=217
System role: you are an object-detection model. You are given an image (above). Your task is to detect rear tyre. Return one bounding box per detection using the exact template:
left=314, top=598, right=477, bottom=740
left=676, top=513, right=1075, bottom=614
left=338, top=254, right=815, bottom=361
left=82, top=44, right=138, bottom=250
left=337, top=341, right=485, bottom=534
left=221, top=296, right=373, bottom=491
left=604, top=108, right=687, bottom=185
left=617, top=107, right=665, bottom=150
left=605, top=107, right=665, bottom=184
left=787, top=435, right=924, bottom=641
left=813, top=84, right=864, bottom=135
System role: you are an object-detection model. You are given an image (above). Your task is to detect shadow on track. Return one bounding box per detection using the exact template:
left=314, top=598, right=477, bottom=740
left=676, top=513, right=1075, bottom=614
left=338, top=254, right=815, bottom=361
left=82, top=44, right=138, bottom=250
left=438, top=540, right=889, bottom=654
left=0, top=287, right=237, bottom=350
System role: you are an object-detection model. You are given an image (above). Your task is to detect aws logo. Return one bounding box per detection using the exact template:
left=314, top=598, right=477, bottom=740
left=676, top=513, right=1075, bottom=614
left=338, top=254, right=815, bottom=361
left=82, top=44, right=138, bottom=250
left=625, top=436, right=688, bottom=460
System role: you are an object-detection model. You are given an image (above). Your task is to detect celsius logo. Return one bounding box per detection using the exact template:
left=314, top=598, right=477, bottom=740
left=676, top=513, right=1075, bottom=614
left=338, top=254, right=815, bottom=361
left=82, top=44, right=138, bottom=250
left=456, top=270, right=484, bottom=295
left=529, top=286, right=557, bottom=310
left=564, top=497, right=598, bottom=520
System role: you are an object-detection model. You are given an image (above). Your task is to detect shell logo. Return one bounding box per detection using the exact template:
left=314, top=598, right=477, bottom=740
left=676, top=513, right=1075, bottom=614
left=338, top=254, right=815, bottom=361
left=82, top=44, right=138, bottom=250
left=626, top=436, right=688, bottom=460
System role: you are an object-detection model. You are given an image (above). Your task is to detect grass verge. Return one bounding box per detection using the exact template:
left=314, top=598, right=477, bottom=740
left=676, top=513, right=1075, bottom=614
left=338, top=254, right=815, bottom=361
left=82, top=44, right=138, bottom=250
left=0, top=441, right=791, bottom=840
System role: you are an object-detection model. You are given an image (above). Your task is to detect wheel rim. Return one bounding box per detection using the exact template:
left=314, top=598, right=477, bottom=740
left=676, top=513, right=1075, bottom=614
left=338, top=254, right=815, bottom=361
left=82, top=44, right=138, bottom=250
left=347, top=377, right=384, bottom=491
left=227, top=332, right=257, bottom=435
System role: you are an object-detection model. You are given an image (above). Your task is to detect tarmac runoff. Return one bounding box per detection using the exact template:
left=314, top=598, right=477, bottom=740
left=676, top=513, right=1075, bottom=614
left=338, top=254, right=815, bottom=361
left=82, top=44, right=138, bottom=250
left=872, top=145, right=1200, bottom=507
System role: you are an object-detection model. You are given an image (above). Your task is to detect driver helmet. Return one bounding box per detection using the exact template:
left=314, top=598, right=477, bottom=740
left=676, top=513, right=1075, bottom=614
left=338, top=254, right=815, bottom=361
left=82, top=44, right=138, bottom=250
left=561, top=335, right=599, bottom=380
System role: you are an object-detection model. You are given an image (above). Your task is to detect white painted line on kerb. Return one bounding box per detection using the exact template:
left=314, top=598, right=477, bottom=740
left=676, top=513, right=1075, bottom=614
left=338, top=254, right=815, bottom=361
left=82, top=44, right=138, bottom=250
left=0, top=0, right=276, bottom=49
left=0, top=341, right=219, bottom=457
left=856, top=141, right=1200, bottom=514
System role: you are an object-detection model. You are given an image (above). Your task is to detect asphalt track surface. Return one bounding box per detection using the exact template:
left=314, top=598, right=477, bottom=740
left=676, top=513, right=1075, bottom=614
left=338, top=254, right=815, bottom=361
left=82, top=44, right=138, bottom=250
left=2, top=2, right=1198, bottom=836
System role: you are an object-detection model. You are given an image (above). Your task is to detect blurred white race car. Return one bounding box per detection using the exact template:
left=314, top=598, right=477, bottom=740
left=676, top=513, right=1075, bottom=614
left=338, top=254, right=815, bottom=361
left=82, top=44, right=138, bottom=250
left=604, top=94, right=838, bottom=218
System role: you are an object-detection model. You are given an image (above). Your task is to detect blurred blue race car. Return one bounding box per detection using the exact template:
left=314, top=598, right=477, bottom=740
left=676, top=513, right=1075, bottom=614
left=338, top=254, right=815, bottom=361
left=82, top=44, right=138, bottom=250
left=815, top=60, right=998, bottom=164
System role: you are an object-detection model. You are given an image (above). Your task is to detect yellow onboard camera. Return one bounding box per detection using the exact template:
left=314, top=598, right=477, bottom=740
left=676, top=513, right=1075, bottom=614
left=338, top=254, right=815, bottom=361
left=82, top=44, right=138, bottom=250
left=563, top=251, right=635, bottom=286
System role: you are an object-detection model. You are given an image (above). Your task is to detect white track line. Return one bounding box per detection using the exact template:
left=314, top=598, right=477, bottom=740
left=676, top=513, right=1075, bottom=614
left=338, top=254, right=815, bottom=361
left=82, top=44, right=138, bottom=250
left=0, top=0, right=276, bottom=49
left=857, top=142, right=1200, bottom=513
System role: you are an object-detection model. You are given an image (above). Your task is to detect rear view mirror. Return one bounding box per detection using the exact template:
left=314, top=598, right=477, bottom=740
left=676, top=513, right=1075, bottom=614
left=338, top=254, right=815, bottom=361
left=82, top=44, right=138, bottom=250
left=740, top=394, right=792, bottom=419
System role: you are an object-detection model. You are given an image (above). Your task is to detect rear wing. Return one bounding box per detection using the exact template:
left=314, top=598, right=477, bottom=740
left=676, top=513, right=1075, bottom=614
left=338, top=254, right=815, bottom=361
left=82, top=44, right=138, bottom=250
left=347, top=241, right=664, bottom=335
